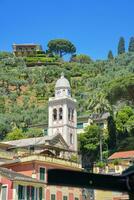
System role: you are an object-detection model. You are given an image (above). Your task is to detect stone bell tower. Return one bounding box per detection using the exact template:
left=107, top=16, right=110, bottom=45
left=48, top=73, right=77, bottom=151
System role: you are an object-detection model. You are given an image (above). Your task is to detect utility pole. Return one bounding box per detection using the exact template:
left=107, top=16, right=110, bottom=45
left=100, top=129, right=103, bottom=162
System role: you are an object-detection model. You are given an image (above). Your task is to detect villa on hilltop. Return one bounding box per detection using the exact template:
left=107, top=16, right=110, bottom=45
left=12, top=43, right=42, bottom=56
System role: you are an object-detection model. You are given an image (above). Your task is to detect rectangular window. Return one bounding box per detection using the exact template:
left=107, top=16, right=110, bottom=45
left=51, top=194, right=56, bottom=200
left=77, top=123, right=83, bottom=129
left=29, top=146, right=35, bottom=152
left=18, top=185, right=25, bottom=200
left=63, top=196, right=68, bottom=200
left=70, top=133, right=73, bottom=144
left=59, top=107, right=63, bottom=120
left=26, top=186, right=42, bottom=200
left=39, top=167, right=46, bottom=181
left=1, top=185, right=7, bottom=200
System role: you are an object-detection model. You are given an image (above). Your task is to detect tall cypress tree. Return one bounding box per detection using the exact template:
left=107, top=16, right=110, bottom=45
left=107, top=116, right=116, bottom=152
left=128, top=37, right=134, bottom=52
left=108, top=50, right=114, bottom=60
left=118, top=37, right=125, bottom=55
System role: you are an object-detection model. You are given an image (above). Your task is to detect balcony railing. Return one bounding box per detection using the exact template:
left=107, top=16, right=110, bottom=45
left=20, top=155, right=82, bottom=169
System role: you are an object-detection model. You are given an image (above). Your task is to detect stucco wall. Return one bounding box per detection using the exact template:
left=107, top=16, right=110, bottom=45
left=0, top=177, right=13, bottom=200
left=5, top=161, right=82, bottom=200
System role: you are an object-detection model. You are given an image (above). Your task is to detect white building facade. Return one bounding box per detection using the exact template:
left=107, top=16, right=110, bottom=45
left=48, top=73, right=77, bottom=151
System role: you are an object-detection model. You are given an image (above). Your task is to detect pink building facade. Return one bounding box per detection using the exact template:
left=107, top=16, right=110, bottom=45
left=1, top=155, right=82, bottom=200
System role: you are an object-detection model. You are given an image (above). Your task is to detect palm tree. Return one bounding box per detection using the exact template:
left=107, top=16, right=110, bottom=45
left=88, top=92, right=112, bottom=116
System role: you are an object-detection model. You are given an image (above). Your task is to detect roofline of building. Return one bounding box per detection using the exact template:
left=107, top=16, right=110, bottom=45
left=12, top=43, right=41, bottom=46
left=0, top=143, right=14, bottom=148
left=13, top=179, right=45, bottom=185
left=0, top=167, right=45, bottom=185
left=0, top=154, right=82, bottom=170
left=108, top=150, right=134, bottom=160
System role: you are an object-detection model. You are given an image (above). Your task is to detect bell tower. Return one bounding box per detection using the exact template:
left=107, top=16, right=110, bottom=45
left=48, top=73, right=77, bottom=151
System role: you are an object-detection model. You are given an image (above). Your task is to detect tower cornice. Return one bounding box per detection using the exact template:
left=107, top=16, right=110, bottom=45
left=49, top=124, right=77, bottom=129
left=49, top=97, right=77, bottom=107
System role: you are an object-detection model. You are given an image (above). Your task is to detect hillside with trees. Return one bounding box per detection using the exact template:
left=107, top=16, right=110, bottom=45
left=0, top=37, right=134, bottom=163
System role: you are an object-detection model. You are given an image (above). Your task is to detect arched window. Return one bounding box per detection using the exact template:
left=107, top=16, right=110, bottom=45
left=59, top=107, right=63, bottom=120
left=68, top=108, right=71, bottom=120
left=71, top=109, right=74, bottom=121
left=53, top=108, right=57, bottom=121
left=70, top=133, right=73, bottom=144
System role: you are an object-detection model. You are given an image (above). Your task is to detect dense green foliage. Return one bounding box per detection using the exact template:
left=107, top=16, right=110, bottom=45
left=47, top=39, right=76, bottom=57
left=0, top=49, right=134, bottom=161
left=5, top=128, right=24, bottom=141
left=5, top=127, right=43, bottom=141
left=70, top=54, right=92, bottom=64
left=115, top=106, right=134, bottom=151
left=25, top=56, right=58, bottom=65
left=79, top=105, right=134, bottom=163
left=78, top=125, right=101, bottom=163
left=79, top=125, right=101, bottom=152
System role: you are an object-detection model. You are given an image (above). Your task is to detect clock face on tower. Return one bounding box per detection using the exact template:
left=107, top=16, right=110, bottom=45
left=56, top=90, right=61, bottom=96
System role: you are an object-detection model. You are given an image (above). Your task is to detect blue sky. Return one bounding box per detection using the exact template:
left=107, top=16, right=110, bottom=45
left=0, top=0, right=134, bottom=59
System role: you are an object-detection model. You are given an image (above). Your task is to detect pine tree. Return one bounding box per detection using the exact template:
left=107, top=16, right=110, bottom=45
left=128, top=37, right=134, bottom=52
left=118, top=37, right=125, bottom=55
left=108, top=50, right=114, bottom=60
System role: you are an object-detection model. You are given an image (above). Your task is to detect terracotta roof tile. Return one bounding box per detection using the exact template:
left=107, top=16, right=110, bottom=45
left=108, top=151, right=134, bottom=160
left=2, top=133, right=69, bottom=149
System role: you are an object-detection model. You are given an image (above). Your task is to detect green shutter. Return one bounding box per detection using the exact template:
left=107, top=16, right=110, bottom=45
left=31, top=186, right=35, bottom=200
left=40, top=167, right=45, bottom=180
left=18, top=185, right=22, bottom=199
left=51, top=194, right=56, bottom=200
left=63, top=196, right=68, bottom=200
left=39, top=187, right=43, bottom=200
left=18, top=185, right=25, bottom=200
left=27, top=186, right=30, bottom=200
